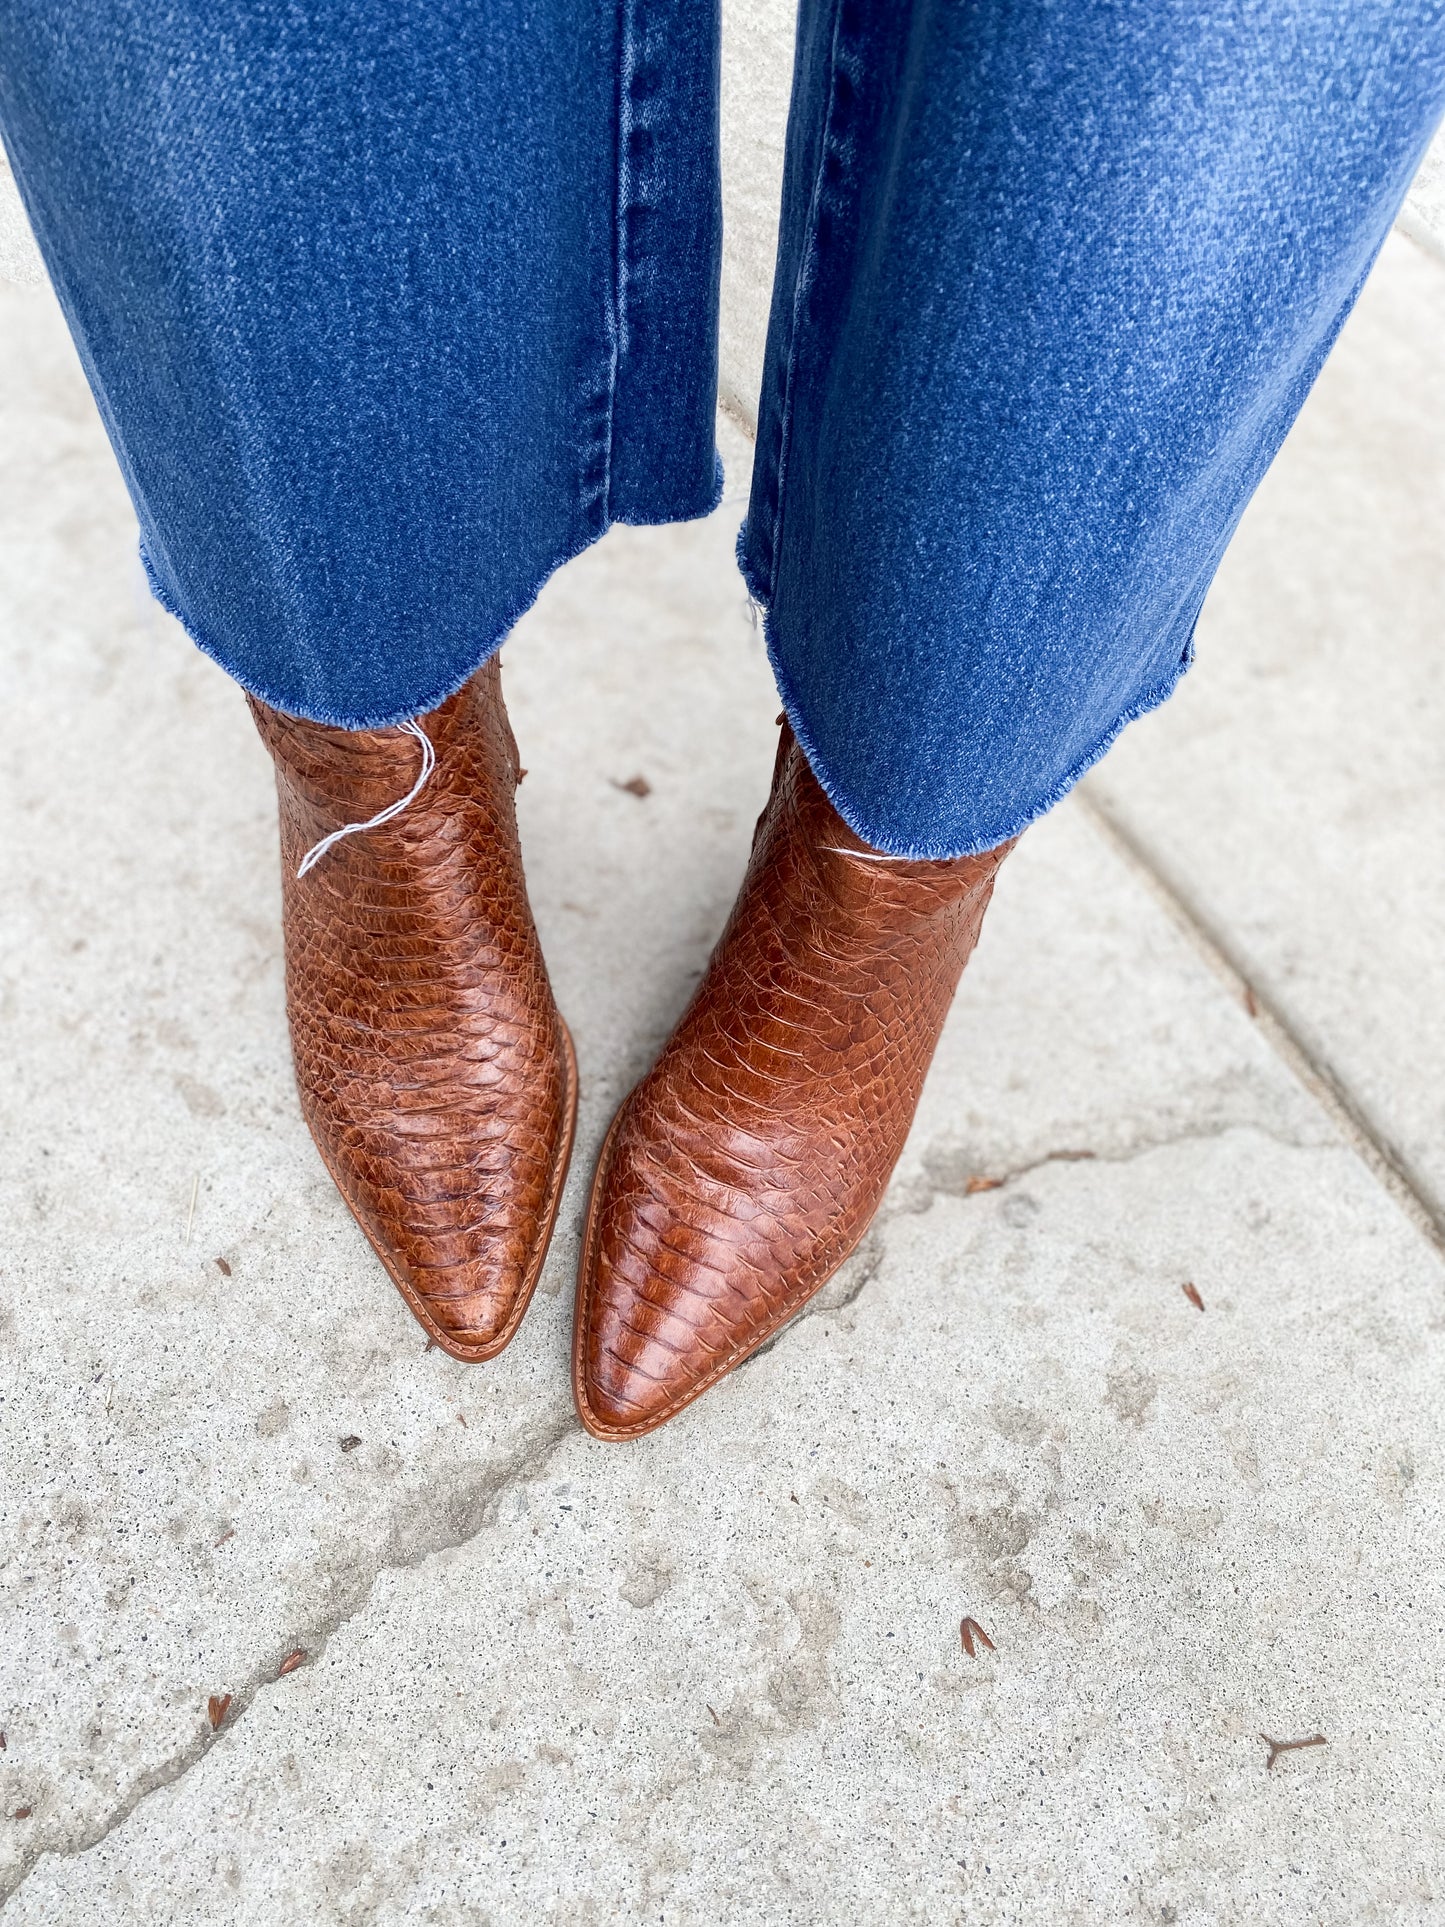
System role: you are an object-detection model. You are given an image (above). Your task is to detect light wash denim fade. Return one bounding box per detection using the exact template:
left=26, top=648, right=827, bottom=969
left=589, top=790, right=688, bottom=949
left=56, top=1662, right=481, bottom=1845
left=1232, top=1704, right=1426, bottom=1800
left=2, top=0, right=1443, bottom=857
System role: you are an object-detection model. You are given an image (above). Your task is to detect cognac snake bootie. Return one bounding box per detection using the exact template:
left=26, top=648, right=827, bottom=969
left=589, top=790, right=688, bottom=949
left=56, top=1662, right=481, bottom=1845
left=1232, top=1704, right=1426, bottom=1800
left=573, top=725, right=1012, bottom=1438
left=250, top=660, right=576, bottom=1360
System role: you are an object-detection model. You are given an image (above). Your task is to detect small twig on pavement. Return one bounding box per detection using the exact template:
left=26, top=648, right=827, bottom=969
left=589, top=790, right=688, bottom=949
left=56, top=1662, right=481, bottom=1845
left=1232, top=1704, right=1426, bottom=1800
left=1261, top=1732, right=1327, bottom=1770
left=960, top=1617, right=995, bottom=1658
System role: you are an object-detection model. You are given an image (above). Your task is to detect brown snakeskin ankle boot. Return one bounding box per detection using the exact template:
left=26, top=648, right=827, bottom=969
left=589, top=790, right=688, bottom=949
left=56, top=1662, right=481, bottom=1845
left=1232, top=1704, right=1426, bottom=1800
left=573, top=723, right=1012, bottom=1439
left=249, top=660, right=576, bottom=1361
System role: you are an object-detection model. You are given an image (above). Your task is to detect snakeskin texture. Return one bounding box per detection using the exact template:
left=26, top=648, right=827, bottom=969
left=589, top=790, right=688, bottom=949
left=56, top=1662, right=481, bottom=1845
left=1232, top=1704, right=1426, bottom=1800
left=573, top=726, right=1012, bottom=1439
left=249, top=661, right=576, bottom=1361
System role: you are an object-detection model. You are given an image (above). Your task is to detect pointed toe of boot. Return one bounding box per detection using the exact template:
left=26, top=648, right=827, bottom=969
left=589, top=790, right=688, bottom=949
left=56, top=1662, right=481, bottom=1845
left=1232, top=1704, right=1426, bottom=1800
left=572, top=1331, right=681, bottom=1440
left=572, top=728, right=1013, bottom=1439
left=572, top=1277, right=770, bottom=1437
left=330, top=1022, right=578, bottom=1360
left=572, top=1262, right=717, bottom=1442
left=342, top=1055, right=581, bottom=1356
left=384, top=1236, right=549, bottom=1362
left=573, top=1116, right=694, bottom=1438
left=390, top=1253, right=529, bottom=1362
left=572, top=1100, right=814, bottom=1439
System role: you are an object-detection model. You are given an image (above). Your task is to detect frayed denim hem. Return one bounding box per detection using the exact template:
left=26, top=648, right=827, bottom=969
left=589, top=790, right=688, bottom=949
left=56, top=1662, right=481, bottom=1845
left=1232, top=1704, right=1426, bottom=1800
left=737, top=522, right=1197, bottom=862
left=140, top=447, right=725, bottom=730
left=616, top=446, right=725, bottom=531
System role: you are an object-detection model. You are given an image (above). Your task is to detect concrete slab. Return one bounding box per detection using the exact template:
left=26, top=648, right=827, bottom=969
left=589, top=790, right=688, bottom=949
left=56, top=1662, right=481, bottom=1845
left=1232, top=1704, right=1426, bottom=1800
left=1086, top=233, right=1445, bottom=1228
left=2, top=229, right=1443, bottom=1919
left=0, top=152, right=42, bottom=290
left=9, top=1128, right=1445, bottom=1925
left=718, top=0, right=793, bottom=425
left=1398, top=121, right=1445, bottom=263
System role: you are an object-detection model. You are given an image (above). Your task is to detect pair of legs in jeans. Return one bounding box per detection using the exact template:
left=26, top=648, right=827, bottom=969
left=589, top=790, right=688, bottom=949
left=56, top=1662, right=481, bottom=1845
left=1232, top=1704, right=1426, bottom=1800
left=3, top=1, right=1441, bottom=1434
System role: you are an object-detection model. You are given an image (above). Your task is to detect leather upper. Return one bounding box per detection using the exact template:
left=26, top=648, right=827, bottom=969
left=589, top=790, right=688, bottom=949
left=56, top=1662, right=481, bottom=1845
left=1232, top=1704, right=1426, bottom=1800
left=250, top=660, right=575, bottom=1359
left=573, top=726, right=1010, bottom=1437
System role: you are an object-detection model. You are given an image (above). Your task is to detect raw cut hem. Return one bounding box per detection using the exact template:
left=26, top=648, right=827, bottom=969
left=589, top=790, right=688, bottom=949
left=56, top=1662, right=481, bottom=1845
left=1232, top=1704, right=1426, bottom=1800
left=614, top=446, right=725, bottom=529
left=737, top=527, right=1196, bottom=862
left=139, top=455, right=720, bottom=730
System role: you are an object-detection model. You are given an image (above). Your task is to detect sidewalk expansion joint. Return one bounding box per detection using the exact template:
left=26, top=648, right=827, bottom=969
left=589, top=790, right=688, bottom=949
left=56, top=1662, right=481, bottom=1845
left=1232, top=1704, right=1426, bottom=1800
left=1078, top=786, right=1445, bottom=1260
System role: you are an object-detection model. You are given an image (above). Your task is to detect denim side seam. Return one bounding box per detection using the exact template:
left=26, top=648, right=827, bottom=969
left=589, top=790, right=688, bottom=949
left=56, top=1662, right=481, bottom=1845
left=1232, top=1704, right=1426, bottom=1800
left=606, top=0, right=724, bottom=524
left=581, top=0, right=635, bottom=534
left=739, top=530, right=1201, bottom=861
left=755, top=0, right=850, bottom=601
left=604, top=0, right=638, bottom=524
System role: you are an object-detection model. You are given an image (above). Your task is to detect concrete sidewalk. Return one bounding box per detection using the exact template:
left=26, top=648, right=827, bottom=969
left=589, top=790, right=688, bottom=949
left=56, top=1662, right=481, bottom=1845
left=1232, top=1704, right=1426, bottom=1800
left=1, top=230, right=1442, bottom=1923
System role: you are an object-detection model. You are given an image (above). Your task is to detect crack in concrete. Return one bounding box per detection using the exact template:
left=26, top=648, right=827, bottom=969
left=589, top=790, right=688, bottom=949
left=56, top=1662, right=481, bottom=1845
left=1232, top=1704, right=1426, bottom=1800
left=910, top=1114, right=1322, bottom=1203
left=744, top=1117, right=1310, bottom=1371
left=11, top=1120, right=1280, bottom=1897
left=1078, top=788, right=1445, bottom=1259
left=9, top=776, right=1435, bottom=1905
left=843, top=1117, right=1319, bottom=1280
left=0, top=1410, right=579, bottom=1911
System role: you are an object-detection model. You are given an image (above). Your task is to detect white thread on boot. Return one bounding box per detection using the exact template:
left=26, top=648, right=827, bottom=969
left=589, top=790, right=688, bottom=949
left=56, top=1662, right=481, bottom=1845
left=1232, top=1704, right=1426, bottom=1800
left=296, top=718, right=436, bottom=879
left=819, top=844, right=907, bottom=864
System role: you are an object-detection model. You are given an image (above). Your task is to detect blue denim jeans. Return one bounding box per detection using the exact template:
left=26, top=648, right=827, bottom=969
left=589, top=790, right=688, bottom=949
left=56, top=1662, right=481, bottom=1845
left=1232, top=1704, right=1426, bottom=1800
left=2, top=2, right=1442, bottom=856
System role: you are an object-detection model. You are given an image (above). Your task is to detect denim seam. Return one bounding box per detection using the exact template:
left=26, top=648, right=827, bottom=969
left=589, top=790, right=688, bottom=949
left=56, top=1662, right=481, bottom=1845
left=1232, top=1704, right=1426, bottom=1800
left=739, top=535, right=1200, bottom=861
left=604, top=0, right=640, bottom=524
left=764, top=0, right=849, bottom=599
